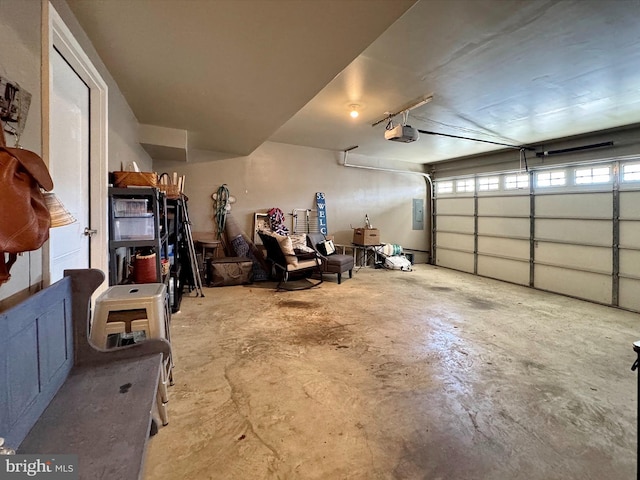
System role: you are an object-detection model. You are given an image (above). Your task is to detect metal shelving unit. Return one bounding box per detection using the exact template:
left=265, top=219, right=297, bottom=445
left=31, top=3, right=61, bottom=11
left=108, top=187, right=168, bottom=286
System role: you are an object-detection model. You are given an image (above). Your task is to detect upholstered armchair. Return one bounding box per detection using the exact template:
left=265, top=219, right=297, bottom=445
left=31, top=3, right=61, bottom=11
left=307, top=232, right=354, bottom=284
left=258, top=231, right=323, bottom=290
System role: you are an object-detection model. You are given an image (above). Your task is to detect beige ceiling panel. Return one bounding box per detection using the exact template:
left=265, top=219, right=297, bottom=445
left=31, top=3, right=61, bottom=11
left=67, top=0, right=415, bottom=156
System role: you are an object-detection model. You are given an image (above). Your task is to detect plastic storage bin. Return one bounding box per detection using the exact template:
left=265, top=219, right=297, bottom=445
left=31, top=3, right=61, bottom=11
left=114, top=198, right=149, bottom=217
left=114, top=217, right=155, bottom=240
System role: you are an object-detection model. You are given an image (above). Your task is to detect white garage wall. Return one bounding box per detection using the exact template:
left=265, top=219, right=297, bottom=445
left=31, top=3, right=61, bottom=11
left=0, top=0, right=43, bottom=304
left=433, top=156, right=640, bottom=312
left=153, top=142, right=431, bottom=262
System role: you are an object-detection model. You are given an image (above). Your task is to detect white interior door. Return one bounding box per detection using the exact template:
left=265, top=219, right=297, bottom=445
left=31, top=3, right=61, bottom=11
left=48, top=3, right=109, bottom=291
left=49, top=49, right=90, bottom=283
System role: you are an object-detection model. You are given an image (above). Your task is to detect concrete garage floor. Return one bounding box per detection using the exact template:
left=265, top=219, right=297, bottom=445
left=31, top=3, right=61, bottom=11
left=144, top=264, right=638, bottom=479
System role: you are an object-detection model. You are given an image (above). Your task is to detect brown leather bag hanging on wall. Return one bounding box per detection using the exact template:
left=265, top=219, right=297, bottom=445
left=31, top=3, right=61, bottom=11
left=0, top=125, right=54, bottom=285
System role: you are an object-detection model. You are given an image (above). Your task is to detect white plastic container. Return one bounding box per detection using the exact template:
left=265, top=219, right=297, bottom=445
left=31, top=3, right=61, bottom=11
left=114, top=217, right=155, bottom=240
left=113, top=198, right=149, bottom=217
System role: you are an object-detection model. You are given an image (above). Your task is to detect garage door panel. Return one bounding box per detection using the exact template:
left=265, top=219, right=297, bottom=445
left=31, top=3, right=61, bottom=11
left=477, top=196, right=529, bottom=216
left=435, top=197, right=474, bottom=215
left=435, top=216, right=474, bottom=233
left=535, top=242, right=611, bottom=273
left=536, top=193, right=611, bottom=218
left=619, top=278, right=640, bottom=312
left=436, top=249, right=474, bottom=273
left=620, top=249, right=640, bottom=277
left=477, top=255, right=529, bottom=285
left=435, top=232, right=474, bottom=251
left=620, top=191, right=640, bottom=219
left=477, top=217, right=529, bottom=238
left=620, top=221, right=640, bottom=248
left=536, top=218, right=612, bottom=245
left=477, top=237, right=529, bottom=260
left=535, top=265, right=612, bottom=304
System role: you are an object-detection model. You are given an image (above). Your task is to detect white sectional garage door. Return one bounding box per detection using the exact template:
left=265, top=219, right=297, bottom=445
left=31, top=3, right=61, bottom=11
left=533, top=184, right=613, bottom=305
left=433, top=191, right=475, bottom=273
left=477, top=178, right=530, bottom=286
left=434, top=158, right=640, bottom=311
left=619, top=164, right=640, bottom=311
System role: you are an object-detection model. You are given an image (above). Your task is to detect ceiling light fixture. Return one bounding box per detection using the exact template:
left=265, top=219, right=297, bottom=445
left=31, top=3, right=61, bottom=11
left=349, top=105, right=359, bottom=118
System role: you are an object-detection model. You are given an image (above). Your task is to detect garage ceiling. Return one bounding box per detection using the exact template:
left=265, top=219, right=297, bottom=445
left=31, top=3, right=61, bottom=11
left=68, top=0, right=640, bottom=165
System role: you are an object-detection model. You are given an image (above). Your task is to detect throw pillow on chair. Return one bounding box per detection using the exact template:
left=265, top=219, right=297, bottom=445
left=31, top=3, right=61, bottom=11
left=317, top=239, right=335, bottom=256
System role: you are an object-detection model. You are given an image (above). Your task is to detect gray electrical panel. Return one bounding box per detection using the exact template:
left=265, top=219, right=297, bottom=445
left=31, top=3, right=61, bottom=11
left=412, top=198, right=424, bottom=230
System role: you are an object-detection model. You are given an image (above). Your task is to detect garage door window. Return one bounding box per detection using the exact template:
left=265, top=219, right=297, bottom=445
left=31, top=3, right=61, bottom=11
left=456, top=179, right=475, bottom=193
left=536, top=170, right=566, bottom=187
left=504, top=174, right=529, bottom=190
left=478, top=176, right=500, bottom=191
left=437, top=181, right=453, bottom=194
left=622, top=163, right=640, bottom=182
left=575, top=166, right=610, bottom=184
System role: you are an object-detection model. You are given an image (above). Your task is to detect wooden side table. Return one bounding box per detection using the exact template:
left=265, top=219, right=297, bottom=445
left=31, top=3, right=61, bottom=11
left=196, top=239, right=222, bottom=259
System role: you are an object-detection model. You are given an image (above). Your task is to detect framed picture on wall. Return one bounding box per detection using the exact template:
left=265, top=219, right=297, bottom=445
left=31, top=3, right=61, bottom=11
left=0, top=76, right=31, bottom=143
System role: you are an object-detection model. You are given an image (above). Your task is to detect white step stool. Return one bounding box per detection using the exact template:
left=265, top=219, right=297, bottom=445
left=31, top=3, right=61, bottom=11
left=90, top=283, right=174, bottom=425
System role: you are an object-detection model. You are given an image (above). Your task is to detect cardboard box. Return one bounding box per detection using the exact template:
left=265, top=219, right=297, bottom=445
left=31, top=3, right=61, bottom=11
left=353, top=228, right=380, bottom=245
